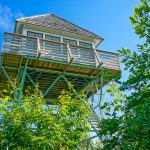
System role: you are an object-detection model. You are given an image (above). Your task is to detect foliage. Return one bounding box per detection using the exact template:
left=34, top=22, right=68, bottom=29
left=0, top=83, right=91, bottom=150
left=99, top=0, right=150, bottom=149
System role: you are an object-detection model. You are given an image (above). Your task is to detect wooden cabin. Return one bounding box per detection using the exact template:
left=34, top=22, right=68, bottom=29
left=0, top=14, right=120, bottom=102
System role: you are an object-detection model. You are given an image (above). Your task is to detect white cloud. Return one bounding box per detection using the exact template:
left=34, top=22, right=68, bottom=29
left=0, top=4, right=24, bottom=31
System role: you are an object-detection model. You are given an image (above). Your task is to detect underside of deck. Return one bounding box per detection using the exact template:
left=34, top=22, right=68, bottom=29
left=0, top=52, right=120, bottom=103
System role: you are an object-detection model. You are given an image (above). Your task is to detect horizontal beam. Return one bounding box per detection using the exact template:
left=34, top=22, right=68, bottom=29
left=3, top=66, right=94, bottom=79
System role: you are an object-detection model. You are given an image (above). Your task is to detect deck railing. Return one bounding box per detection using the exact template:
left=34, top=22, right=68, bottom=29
left=2, top=32, right=120, bottom=70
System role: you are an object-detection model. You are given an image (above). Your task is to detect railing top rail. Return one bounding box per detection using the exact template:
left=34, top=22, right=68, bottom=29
left=96, top=49, right=119, bottom=56
left=4, top=32, right=37, bottom=40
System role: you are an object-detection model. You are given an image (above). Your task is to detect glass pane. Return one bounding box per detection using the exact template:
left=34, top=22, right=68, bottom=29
left=45, top=35, right=53, bottom=40
left=27, top=31, right=43, bottom=38
left=86, top=43, right=92, bottom=48
left=36, top=33, right=43, bottom=38
left=53, top=37, right=60, bottom=42
left=70, top=40, right=77, bottom=45
left=79, top=41, right=92, bottom=48
left=79, top=42, right=85, bottom=47
left=27, top=31, right=35, bottom=37
left=63, top=38, right=69, bottom=44
left=46, top=35, right=60, bottom=42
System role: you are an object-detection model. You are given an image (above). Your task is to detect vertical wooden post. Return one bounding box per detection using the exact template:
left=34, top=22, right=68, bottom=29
left=93, top=47, right=102, bottom=68
left=66, top=44, right=73, bottom=64
left=37, top=38, right=41, bottom=58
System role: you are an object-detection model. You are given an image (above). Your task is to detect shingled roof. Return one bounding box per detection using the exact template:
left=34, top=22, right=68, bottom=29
left=17, top=14, right=102, bottom=39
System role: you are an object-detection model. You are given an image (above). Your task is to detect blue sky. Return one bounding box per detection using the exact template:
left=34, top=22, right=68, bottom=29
left=0, top=0, right=140, bottom=52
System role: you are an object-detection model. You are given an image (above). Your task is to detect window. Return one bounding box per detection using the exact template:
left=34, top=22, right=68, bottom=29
left=27, top=31, right=43, bottom=38
left=63, top=38, right=77, bottom=45
left=45, top=35, right=60, bottom=42
left=79, top=41, right=92, bottom=48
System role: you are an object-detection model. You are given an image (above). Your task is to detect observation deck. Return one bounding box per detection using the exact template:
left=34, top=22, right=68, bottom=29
left=0, top=32, right=120, bottom=101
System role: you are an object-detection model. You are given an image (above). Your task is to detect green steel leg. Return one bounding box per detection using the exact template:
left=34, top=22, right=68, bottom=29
left=16, top=57, right=23, bottom=81
left=91, top=91, right=95, bottom=107
left=1, top=66, right=14, bottom=89
left=99, top=71, right=103, bottom=117
left=20, top=59, right=29, bottom=93
left=18, top=58, right=29, bottom=106
left=86, top=141, right=89, bottom=150
left=62, top=74, right=101, bottom=139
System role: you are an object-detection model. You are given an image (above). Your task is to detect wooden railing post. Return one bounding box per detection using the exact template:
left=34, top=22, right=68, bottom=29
left=37, top=38, right=41, bottom=59
left=67, top=44, right=74, bottom=64
left=93, top=47, right=102, bottom=68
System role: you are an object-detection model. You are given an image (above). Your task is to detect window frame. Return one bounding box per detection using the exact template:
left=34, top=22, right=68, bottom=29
left=45, top=34, right=61, bottom=42
left=27, top=31, right=43, bottom=38
left=79, top=41, right=92, bottom=49
left=63, top=38, right=77, bottom=46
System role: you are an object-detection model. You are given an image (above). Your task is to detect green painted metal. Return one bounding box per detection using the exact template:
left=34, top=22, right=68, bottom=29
left=17, top=58, right=29, bottom=106
left=86, top=141, right=89, bottom=150
left=89, top=141, right=95, bottom=150
left=1, top=66, right=14, bottom=88
left=0, top=53, right=4, bottom=69
left=26, top=73, right=40, bottom=93
left=3, top=65, right=94, bottom=79
left=16, top=57, right=23, bottom=81
left=20, top=59, right=29, bottom=94
left=43, top=75, right=61, bottom=97
left=99, top=72, right=103, bottom=116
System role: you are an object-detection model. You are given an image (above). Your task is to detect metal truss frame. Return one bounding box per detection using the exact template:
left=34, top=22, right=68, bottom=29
left=0, top=55, right=105, bottom=149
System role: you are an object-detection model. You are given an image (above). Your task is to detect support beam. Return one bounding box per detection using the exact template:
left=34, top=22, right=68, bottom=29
left=16, top=57, right=23, bottom=81
left=16, top=58, right=29, bottom=107
left=86, top=141, right=89, bottom=150
left=62, top=74, right=101, bottom=139
left=62, top=75, right=70, bottom=84
left=1, top=66, right=14, bottom=88
left=43, top=75, right=61, bottom=97
left=20, top=58, right=29, bottom=94
left=26, top=73, right=40, bottom=93
left=3, top=66, right=94, bottom=79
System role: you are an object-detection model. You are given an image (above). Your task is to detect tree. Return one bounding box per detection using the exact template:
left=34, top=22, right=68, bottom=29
left=99, top=0, right=150, bottom=149
left=0, top=83, right=91, bottom=149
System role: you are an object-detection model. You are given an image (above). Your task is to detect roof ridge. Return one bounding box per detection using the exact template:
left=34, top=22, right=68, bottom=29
left=17, top=14, right=51, bottom=21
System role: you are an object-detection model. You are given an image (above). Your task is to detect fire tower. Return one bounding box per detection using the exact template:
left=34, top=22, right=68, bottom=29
left=0, top=14, right=120, bottom=149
